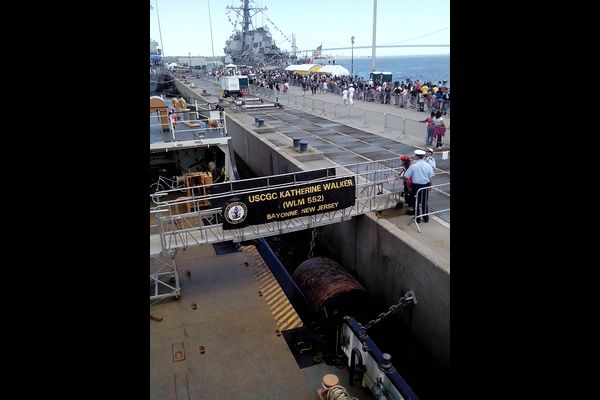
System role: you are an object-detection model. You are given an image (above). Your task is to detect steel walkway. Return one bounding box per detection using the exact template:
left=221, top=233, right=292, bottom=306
left=150, top=158, right=413, bottom=253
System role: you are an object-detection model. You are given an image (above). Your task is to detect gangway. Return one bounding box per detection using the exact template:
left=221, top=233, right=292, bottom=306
left=150, top=158, right=406, bottom=252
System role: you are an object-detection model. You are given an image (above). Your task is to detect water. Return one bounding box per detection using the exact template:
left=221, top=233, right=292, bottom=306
left=323, top=54, right=450, bottom=87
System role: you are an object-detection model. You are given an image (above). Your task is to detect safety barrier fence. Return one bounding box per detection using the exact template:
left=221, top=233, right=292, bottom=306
left=268, top=76, right=450, bottom=114
left=411, top=183, right=450, bottom=233
left=196, top=73, right=450, bottom=115
left=250, top=87, right=450, bottom=147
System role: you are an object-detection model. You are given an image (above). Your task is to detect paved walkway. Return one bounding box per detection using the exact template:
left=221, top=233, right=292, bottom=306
left=282, top=82, right=450, bottom=127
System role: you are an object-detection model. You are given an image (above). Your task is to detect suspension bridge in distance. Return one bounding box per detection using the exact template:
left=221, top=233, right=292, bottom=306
left=298, top=44, right=450, bottom=53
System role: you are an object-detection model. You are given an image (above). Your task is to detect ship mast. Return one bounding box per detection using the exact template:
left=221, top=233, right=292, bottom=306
left=208, top=0, right=215, bottom=57
left=226, top=0, right=267, bottom=56
left=242, top=0, right=251, bottom=35
left=151, top=1, right=165, bottom=57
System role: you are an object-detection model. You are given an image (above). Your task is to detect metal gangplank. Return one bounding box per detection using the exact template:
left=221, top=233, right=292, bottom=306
left=150, top=158, right=406, bottom=253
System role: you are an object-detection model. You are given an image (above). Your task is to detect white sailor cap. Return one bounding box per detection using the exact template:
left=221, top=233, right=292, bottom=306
left=414, top=149, right=426, bottom=156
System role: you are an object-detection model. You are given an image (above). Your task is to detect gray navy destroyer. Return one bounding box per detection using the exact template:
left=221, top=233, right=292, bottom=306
left=224, top=0, right=298, bottom=67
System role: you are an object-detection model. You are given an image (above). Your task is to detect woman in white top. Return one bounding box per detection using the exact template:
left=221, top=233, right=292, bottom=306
left=342, top=88, right=348, bottom=105
left=433, top=111, right=446, bottom=148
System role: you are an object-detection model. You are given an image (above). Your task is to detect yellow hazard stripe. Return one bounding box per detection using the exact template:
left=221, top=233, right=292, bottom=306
left=242, top=245, right=303, bottom=331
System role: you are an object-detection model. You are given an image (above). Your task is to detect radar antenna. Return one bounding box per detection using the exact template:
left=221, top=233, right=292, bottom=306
left=225, top=0, right=267, bottom=40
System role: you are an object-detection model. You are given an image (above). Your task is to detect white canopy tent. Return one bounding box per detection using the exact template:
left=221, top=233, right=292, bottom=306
left=317, top=65, right=350, bottom=76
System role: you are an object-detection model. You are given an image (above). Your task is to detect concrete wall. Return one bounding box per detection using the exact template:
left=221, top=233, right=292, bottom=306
left=226, top=114, right=304, bottom=177
left=225, top=112, right=450, bottom=367
left=320, top=216, right=450, bottom=367
left=174, top=79, right=189, bottom=98
left=174, top=80, right=209, bottom=103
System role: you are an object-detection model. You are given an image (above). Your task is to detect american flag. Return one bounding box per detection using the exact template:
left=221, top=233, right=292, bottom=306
left=313, top=44, right=322, bottom=58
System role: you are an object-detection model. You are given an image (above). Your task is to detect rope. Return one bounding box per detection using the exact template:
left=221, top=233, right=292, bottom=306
left=324, top=384, right=358, bottom=400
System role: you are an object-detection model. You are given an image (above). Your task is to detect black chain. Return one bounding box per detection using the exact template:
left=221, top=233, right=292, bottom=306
left=308, top=228, right=317, bottom=259
left=363, top=290, right=417, bottom=330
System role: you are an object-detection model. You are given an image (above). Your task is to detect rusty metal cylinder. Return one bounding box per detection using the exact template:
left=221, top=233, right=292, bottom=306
left=293, top=257, right=371, bottom=322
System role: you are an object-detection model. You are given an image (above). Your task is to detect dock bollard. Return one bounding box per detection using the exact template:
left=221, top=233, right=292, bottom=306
left=322, top=374, right=339, bottom=389
left=298, top=140, right=308, bottom=153
left=316, top=374, right=340, bottom=400
left=255, top=118, right=264, bottom=127
left=293, top=138, right=301, bottom=149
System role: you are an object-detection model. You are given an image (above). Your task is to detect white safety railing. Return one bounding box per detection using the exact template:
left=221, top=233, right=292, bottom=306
left=410, top=183, right=450, bottom=233
left=250, top=86, right=450, bottom=147
left=149, top=112, right=227, bottom=144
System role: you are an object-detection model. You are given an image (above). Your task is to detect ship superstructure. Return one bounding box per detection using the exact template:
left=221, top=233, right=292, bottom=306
left=224, top=0, right=296, bottom=67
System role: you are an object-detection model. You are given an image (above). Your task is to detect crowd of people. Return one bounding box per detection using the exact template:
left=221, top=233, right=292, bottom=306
left=206, top=66, right=450, bottom=115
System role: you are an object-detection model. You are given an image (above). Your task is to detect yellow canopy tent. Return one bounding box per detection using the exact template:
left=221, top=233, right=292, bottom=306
left=285, top=64, right=322, bottom=76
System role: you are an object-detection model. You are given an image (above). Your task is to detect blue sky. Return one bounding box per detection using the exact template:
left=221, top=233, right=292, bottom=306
left=150, top=0, right=449, bottom=58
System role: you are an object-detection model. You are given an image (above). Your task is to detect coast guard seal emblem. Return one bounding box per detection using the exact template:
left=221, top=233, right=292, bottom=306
left=224, top=201, right=248, bottom=224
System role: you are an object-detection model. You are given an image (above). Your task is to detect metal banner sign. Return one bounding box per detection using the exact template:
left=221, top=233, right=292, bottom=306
left=222, top=177, right=356, bottom=230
